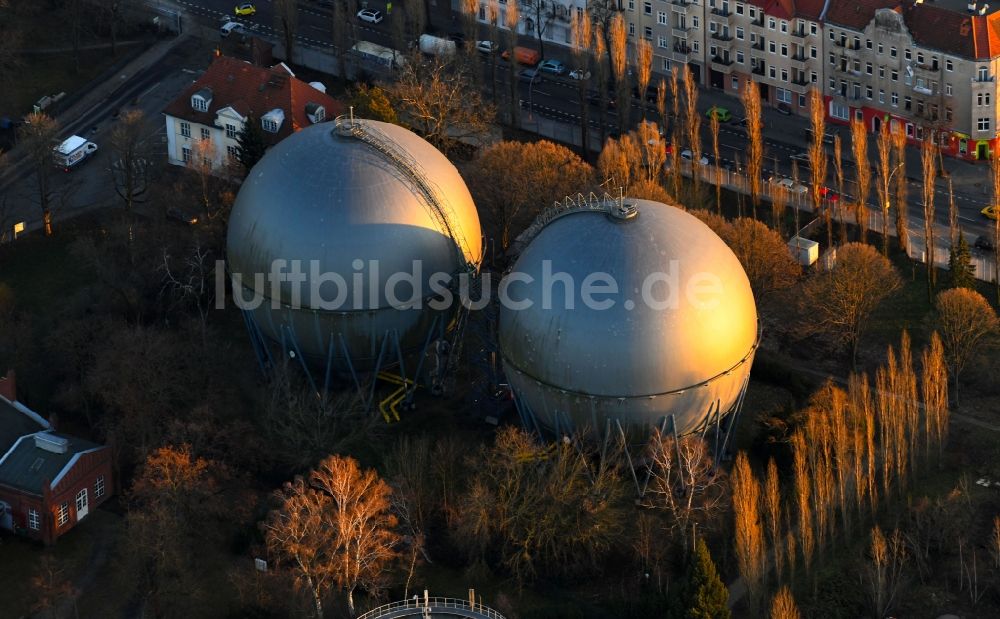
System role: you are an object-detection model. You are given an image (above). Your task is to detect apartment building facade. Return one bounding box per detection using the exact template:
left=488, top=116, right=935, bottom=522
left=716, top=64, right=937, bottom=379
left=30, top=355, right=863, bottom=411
left=823, top=1, right=1000, bottom=161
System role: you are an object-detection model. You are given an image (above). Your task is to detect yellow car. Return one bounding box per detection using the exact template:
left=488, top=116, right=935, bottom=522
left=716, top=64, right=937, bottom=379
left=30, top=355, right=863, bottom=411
left=234, top=3, right=256, bottom=16
left=983, top=205, right=999, bottom=220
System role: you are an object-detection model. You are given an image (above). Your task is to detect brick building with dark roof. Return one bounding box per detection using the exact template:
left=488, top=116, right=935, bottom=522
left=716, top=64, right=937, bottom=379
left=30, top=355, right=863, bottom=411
left=162, top=54, right=342, bottom=171
left=0, top=371, right=112, bottom=544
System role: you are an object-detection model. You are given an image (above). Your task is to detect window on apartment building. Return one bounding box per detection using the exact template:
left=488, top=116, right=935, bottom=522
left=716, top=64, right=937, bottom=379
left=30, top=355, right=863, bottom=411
left=917, top=52, right=924, bottom=64
left=828, top=29, right=835, bottom=41
left=192, top=96, right=209, bottom=112
left=879, top=66, right=885, bottom=78
left=28, top=508, right=40, bottom=530
left=853, top=36, right=860, bottom=49
left=866, top=85, right=873, bottom=99
left=799, top=94, right=807, bottom=106
left=829, top=77, right=836, bottom=90
left=227, top=145, right=239, bottom=161
left=946, top=83, right=953, bottom=96
left=811, top=22, right=818, bottom=35
left=904, top=49, right=911, bottom=61
left=180, top=122, right=191, bottom=138
left=737, top=50, right=744, bottom=63
left=946, top=107, right=953, bottom=121
left=780, top=20, right=787, bottom=33
left=95, top=476, right=105, bottom=499
left=658, top=36, right=668, bottom=48
left=629, top=22, right=635, bottom=36
left=811, top=71, right=817, bottom=83
left=693, top=40, right=699, bottom=52
left=769, top=41, right=776, bottom=53
left=904, top=95, right=911, bottom=111
left=829, top=52, right=835, bottom=65
left=225, top=123, right=237, bottom=139
left=781, top=43, right=787, bottom=57
left=662, top=57, right=670, bottom=70
left=853, top=59, right=861, bottom=72
left=692, top=16, right=699, bottom=28
left=709, top=21, right=717, bottom=33
left=658, top=11, right=667, bottom=25
left=644, top=1, right=652, bottom=13
left=200, top=127, right=210, bottom=140
left=182, top=146, right=192, bottom=163
left=879, top=89, right=885, bottom=103
left=644, top=26, right=653, bottom=39
left=810, top=46, right=817, bottom=58
left=736, top=2, right=743, bottom=14
left=628, top=0, right=635, bottom=10
left=781, top=69, right=788, bottom=81
left=776, top=88, right=792, bottom=103
left=890, top=46, right=897, bottom=58
left=736, top=26, right=744, bottom=39
left=979, top=117, right=991, bottom=131
left=878, top=43, right=884, bottom=54
left=946, top=59, right=954, bottom=71
left=768, top=17, right=775, bottom=29
left=866, top=62, right=873, bottom=75
left=831, top=102, right=850, bottom=120
left=891, top=70, right=898, bottom=82
left=749, top=7, right=755, bottom=18
left=769, top=66, right=776, bottom=78
left=57, top=502, right=69, bottom=527
left=891, top=92, right=899, bottom=106
left=978, top=66, right=989, bottom=81
left=732, top=76, right=739, bottom=89
left=75, top=489, right=88, bottom=515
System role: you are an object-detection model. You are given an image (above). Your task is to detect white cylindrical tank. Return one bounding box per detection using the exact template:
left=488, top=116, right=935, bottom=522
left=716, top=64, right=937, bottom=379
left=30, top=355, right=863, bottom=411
left=499, top=198, right=758, bottom=436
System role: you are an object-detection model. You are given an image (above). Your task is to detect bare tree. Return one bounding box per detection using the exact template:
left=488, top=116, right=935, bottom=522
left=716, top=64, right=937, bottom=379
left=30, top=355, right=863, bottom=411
left=644, top=432, right=727, bottom=551
left=791, top=431, right=814, bottom=574
left=875, top=124, right=893, bottom=255
left=892, top=125, right=909, bottom=254
left=807, top=89, right=828, bottom=241
left=742, top=81, right=763, bottom=215
left=863, top=526, right=907, bottom=619
left=465, top=140, right=594, bottom=251
left=504, top=0, right=521, bottom=128
left=850, top=118, right=871, bottom=243
left=609, top=13, right=629, bottom=136
left=763, top=458, right=783, bottom=581
left=934, top=287, right=998, bottom=400
left=920, top=332, right=949, bottom=461
left=110, top=110, right=151, bottom=217
left=732, top=451, right=765, bottom=609
left=635, top=37, right=653, bottom=122
left=771, top=179, right=788, bottom=236
left=570, top=10, right=593, bottom=156
left=264, top=455, right=399, bottom=617
left=718, top=217, right=801, bottom=308
left=592, top=24, right=609, bottom=146
left=833, top=135, right=845, bottom=244
left=656, top=77, right=668, bottom=139
left=683, top=66, right=702, bottom=195
left=668, top=66, right=682, bottom=196
left=921, top=138, right=938, bottom=296
left=274, top=0, right=298, bottom=60
left=711, top=110, right=722, bottom=214
left=386, top=55, right=495, bottom=156
left=800, top=242, right=902, bottom=367
left=769, top=586, right=801, bottom=619
left=19, top=112, right=61, bottom=236
left=947, top=178, right=958, bottom=247
left=30, top=554, right=76, bottom=619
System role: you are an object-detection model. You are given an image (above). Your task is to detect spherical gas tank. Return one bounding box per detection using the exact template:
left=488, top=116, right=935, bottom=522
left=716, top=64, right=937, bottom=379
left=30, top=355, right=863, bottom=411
left=499, top=198, right=757, bottom=436
left=227, top=118, right=482, bottom=369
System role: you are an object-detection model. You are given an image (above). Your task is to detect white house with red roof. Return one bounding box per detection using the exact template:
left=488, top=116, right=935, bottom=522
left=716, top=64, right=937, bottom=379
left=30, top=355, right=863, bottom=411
left=162, top=54, right=341, bottom=171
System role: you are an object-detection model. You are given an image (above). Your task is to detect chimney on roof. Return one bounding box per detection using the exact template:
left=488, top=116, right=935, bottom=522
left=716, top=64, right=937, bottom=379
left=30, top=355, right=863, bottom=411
left=980, top=3, right=989, bottom=14
left=969, top=2, right=977, bottom=13
left=0, top=370, right=15, bottom=402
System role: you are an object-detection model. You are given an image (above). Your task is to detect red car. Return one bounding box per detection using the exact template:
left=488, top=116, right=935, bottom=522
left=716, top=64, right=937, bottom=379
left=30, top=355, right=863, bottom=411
left=820, top=187, right=840, bottom=202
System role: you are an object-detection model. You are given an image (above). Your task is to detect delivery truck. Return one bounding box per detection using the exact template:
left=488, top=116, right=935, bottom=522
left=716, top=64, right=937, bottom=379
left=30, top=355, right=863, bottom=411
left=53, top=135, right=98, bottom=171
left=418, top=34, right=457, bottom=56
left=501, top=46, right=541, bottom=67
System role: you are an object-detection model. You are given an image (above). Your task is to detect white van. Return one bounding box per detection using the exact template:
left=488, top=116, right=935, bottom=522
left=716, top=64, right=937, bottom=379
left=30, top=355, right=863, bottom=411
left=220, top=21, right=244, bottom=38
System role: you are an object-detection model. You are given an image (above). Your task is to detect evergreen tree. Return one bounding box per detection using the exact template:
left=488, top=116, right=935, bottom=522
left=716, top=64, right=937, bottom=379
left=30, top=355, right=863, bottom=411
left=349, top=84, right=398, bottom=125
left=235, top=116, right=267, bottom=174
left=948, top=234, right=976, bottom=290
left=670, top=538, right=731, bottom=619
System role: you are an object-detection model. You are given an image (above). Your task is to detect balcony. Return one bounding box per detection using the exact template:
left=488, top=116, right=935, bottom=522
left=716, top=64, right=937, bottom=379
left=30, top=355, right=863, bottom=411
left=791, top=27, right=807, bottom=38
left=671, top=0, right=691, bottom=5
left=915, top=61, right=940, bottom=73
left=913, top=84, right=934, bottom=96
left=792, top=75, right=809, bottom=86
left=710, top=7, right=731, bottom=16
left=673, top=43, right=692, bottom=55
left=750, top=15, right=764, bottom=27
left=751, top=64, right=765, bottom=76
left=711, top=55, right=733, bottom=66
left=973, top=76, right=995, bottom=83
left=711, top=30, right=733, bottom=42
left=791, top=51, right=807, bottom=62
left=672, top=26, right=690, bottom=38
left=751, top=39, right=764, bottom=51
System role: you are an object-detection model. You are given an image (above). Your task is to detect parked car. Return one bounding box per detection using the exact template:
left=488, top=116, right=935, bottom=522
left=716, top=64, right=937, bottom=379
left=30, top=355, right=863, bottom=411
left=776, top=178, right=809, bottom=194
left=357, top=8, right=383, bottom=23
left=538, top=59, right=566, bottom=75
left=974, top=235, right=995, bottom=252
left=518, top=68, right=542, bottom=83
left=776, top=102, right=793, bottom=115
left=234, top=3, right=256, bottom=16
left=569, top=69, right=591, bottom=80
left=790, top=152, right=811, bottom=168
left=681, top=149, right=709, bottom=166
left=820, top=187, right=840, bottom=202
left=982, top=204, right=999, bottom=220
left=706, top=106, right=732, bottom=122
left=586, top=89, right=616, bottom=109
left=476, top=40, right=499, bottom=54
left=804, top=127, right=837, bottom=145
left=220, top=21, right=244, bottom=37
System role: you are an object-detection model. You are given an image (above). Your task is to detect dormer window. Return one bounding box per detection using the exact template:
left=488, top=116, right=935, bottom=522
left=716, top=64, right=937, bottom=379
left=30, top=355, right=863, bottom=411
left=261, top=108, right=285, bottom=133
left=191, top=87, right=213, bottom=112
left=305, top=102, right=326, bottom=124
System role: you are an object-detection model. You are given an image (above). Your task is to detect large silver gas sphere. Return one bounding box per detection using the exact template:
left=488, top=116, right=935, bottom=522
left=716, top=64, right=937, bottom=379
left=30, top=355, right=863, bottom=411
left=499, top=198, right=758, bottom=436
left=227, top=119, right=482, bottom=369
